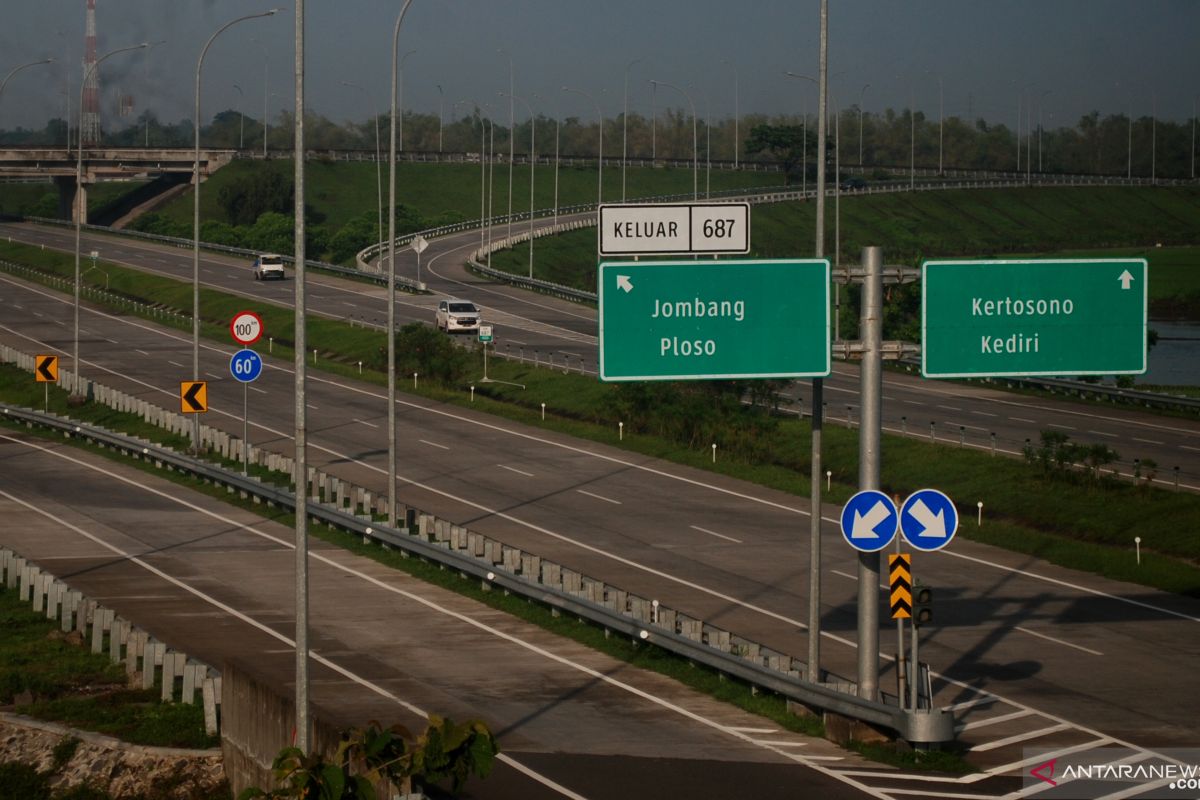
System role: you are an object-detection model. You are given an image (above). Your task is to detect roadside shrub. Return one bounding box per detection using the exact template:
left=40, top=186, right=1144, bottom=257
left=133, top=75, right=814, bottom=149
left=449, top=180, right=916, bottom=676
left=0, top=762, right=51, bottom=800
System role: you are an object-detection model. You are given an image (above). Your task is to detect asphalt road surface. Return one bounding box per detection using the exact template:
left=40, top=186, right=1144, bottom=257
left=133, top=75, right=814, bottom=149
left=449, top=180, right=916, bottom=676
left=1, top=267, right=1199, bottom=798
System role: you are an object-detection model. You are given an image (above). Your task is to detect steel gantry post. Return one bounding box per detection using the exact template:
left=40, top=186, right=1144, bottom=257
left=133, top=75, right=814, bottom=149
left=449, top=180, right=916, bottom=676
left=857, top=246, right=884, bottom=701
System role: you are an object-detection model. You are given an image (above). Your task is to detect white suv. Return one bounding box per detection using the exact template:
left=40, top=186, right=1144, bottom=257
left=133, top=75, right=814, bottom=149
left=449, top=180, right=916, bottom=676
left=435, top=299, right=481, bottom=333
left=252, top=253, right=286, bottom=280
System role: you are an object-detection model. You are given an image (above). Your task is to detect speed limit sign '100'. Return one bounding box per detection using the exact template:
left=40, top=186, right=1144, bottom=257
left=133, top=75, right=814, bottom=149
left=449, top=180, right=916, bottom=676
left=231, top=311, right=264, bottom=345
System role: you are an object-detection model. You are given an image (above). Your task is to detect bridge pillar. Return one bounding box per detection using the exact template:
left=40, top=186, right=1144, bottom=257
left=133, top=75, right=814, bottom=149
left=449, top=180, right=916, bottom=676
left=54, top=176, right=89, bottom=224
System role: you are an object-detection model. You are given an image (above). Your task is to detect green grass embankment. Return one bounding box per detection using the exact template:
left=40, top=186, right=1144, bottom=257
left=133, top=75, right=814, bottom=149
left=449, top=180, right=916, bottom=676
left=2, top=237, right=1198, bottom=597
left=0, top=585, right=216, bottom=749
left=488, top=186, right=1200, bottom=320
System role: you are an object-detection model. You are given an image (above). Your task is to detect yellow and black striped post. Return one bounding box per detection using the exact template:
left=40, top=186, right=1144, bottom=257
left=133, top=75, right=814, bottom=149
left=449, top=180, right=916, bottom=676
left=889, top=553, right=912, bottom=619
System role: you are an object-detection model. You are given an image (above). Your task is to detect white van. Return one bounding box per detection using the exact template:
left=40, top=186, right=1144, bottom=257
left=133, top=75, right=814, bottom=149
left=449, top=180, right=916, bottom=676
left=252, top=253, right=286, bottom=280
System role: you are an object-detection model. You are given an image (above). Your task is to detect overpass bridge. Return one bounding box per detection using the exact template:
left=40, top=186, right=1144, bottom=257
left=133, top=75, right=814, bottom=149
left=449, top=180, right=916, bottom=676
left=0, top=147, right=235, bottom=223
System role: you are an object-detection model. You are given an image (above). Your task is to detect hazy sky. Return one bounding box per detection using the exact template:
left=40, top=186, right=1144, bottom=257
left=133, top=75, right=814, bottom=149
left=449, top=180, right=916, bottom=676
left=1, top=1, right=1197, bottom=133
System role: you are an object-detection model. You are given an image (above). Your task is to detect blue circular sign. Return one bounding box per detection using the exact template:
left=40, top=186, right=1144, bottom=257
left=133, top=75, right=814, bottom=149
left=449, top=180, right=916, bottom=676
left=900, top=489, right=959, bottom=552
left=839, top=489, right=899, bottom=553
left=229, top=349, right=263, bottom=383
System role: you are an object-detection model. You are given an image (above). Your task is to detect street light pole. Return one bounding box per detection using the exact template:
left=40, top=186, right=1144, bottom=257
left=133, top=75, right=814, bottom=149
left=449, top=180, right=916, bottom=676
left=723, top=59, right=739, bottom=169
left=342, top=81, right=383, bottom=262
left=858, top=83, right=869, bottom=166
left=194, top=10, right=279, bottom=451
left=73, top=43, right=149, bottom=396
left=398, top=49, right=416, bottom=151
left=499, top=49, right=514, bottom=239
left=563, top=86, right=604, bottom=207
left=436, top=83, right=443, bottom=153
left=649, top=79, right=697, bottom=200
left=1038, top=89, right=1051, bottom=173
left=650, top=80, right=656, bottom=163
left=622, top=57, right=641, bottom=202
left=0, top=58, right=55, bottom=109
left=501, top=91, right=536, bottom=278
left=388, top=0, right=417, bottom=532
left=232, top=83, right=244, bottom=149
left=784, top=72, right=816, bottom=195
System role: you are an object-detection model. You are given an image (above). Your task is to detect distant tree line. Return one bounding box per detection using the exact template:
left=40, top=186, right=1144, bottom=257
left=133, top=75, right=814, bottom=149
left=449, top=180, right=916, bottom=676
left=2, top=105, right=1196, bottom=178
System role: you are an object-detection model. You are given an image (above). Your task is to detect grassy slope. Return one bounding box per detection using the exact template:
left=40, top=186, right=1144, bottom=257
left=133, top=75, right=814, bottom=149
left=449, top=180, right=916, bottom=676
left=0, top=181, right=150, bottom=216
left=488, top=186, right=1200, bottom=317
left=147, top=159, right=787, bottom=230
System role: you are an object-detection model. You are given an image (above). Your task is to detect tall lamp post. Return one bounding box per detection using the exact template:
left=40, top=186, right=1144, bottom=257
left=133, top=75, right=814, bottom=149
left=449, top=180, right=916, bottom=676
left=1038, top=89, right=1051, bottom=173
left=498, top=49, right=514, bottom=239
left=648, top=79, right=697, bottom=200
left=232, top=83, right=245, bottom=149
left=784, top=72, right=816, bottom=196
left=436, top=83, right=443, bottom=153
left=563, top=85, right=604, bottom=207
left=723, top=59, right=739, bottom=169
left=858, top=83, right=869, bottom=166
left=388, top=0, right=417, bottom=531
left=622, top=57, right=641, bottom=202
left=193, top=10, right=279, bottom=450
left=455, top=99, right=488, bottom=255
left=925, top=71, right=943, bottom=174
left=73, top=44, right=149, bottom=396
left=0, top=58, right=54, bottom=109
left=397, top=49, right=416, bottom=151
left=341, top=80, right=383, bottom=260
left=500, top=91, right=536, bottom=278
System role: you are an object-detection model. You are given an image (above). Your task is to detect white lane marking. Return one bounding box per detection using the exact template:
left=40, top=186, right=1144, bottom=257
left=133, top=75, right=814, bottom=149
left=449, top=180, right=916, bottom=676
left=498, top=464, right=534, bottom=477
left=0, top=466, right=588, bottom=800
left=307, top=403, right=319, bottom=411
left=1092, top=775, right=1177, bottom=800
left=886, top=790, right=1005, bottom=799
left=419, top=439, right=449, bottom=450
left=689, top=525, right=742, bottom=544
left=206, top=372, right=223, bottom=380
left=1014, top=626, right=1103, bottom=656
left=936, top=404, right=961, bottom=411
left=342, top=301, right=356, bottom=307
left=354, top=419, right=379, bottom=429
left=1132, top=437, right=1163, bottom=445
left=969, top=722, right=1072, bottom=752
left=832, top=569, right=857, bottom=581
left=727, top=727, right=778, bottom=734
left=970, top=410, right=998, bottom=417
left=33, top=310, right=44, bottom=317
left=983, top=738, right=1113, bottom=776
left=1047, top=423, right=1076, bottom=431
left=0, top=439, right=888, bottom=800
left=942, top=697, right=998, bottom=712
left=105, top=337, right=118, bottom=344
left=954, top=422, right=989, bottom=432
left=1087, top=430, right=1118, bottom=438
left=1011, top=417, right=1037, bottom=424
left=135, top=349, right=150, bottom=356
left=576, top=489, right=621, bottom=505
left=753, top=740, right=807, bottom=748
left=1182, top=445, right=1200, bottom=453
left=167, top=360, right=184, bottom=368
left=249, top=386, right=268, bottom=395
left=956, top=709, right=1035, bottom=733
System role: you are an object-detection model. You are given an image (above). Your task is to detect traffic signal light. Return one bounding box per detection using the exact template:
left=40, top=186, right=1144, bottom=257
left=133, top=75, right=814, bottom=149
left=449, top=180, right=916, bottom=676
left=913, top=583, right=933, bottom=628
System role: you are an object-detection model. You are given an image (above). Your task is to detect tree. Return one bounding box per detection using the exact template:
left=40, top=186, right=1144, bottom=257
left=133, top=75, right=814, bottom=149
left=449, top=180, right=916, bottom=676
left=744, top=124, right=808, bottom=182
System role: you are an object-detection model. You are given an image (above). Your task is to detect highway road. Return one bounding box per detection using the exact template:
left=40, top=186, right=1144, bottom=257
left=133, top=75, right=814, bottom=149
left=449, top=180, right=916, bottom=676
left=3, top=218, right=1197, bottom=493
left=2, top=265, right=1199, bottom=798
left=0, top=430, right=887, bottom=800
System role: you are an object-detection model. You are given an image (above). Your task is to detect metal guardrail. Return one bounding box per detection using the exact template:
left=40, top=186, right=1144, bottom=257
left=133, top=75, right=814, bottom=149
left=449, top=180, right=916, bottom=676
left=0, top=399, right=952, bottom=744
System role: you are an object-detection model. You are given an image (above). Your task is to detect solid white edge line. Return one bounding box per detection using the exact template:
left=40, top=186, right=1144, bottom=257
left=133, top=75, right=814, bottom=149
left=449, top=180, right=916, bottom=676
left=689, top=525, right=742, bottom=544
left=0, top=435, right=894, bottom=800
left=498, top=464, right=534, bottom=477
left=419, top=439, right=449, bottom=450
left=575, top=489, right=621, bottom=505
left=1014, top=626, right=1104, bottom=656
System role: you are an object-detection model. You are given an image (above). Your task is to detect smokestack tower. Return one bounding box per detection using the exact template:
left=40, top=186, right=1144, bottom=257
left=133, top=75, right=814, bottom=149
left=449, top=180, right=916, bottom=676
left=81, top=0, right=101, bottom=145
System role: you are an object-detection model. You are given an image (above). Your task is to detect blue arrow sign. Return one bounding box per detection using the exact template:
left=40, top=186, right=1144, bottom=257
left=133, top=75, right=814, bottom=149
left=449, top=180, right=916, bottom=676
left=900, top=489, right=959, bottom=552
left=840, top=490, right=899, bottom=552
left=229, top=349, right=263, bottom=383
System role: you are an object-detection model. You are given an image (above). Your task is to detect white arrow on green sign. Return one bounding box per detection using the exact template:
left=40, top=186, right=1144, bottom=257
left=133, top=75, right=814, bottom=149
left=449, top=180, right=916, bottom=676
left=598, top=259, right=830, bottom=382
left=921, top=259, right=1147, bottom=378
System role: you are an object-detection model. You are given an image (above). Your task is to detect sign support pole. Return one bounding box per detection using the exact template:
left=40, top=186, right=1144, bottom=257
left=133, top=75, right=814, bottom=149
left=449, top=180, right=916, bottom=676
left=44, top=383, right=49, bottom=413
left=857, top=245, right=883, bottom=701
left=243, top=380, right=249, bottom=476
left=896, top=534, right=907, bottom=708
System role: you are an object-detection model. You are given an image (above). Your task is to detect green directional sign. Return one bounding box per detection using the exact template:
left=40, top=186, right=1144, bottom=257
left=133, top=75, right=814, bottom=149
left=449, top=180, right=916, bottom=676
left=598, top=259, right=830, bottom=381
left=922, top=259, right=1147, bottom=378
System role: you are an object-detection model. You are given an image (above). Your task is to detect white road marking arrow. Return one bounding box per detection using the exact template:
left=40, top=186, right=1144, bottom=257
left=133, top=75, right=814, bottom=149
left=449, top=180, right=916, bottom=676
left=908, top=498, right=947, bottom=538
left=1118, top=269, right=1134, bottom=290
left=616, top=275, right=634, bottom=293
left=851, top=500, right=891, bottom=539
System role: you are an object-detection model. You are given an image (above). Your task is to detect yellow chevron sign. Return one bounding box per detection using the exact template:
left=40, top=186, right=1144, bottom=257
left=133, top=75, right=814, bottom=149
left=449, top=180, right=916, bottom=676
left=180, top=381, right=208, bottom=413
left=889, top=553, right=912, bottom=620
left=35, top=355, right=59, bottom=383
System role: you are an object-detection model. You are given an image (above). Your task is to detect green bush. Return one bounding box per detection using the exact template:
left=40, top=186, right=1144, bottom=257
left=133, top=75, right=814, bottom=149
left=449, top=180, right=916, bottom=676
left=0, top=762, right=51, bottom=800
left=393, top=323, right=474, bottom=386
